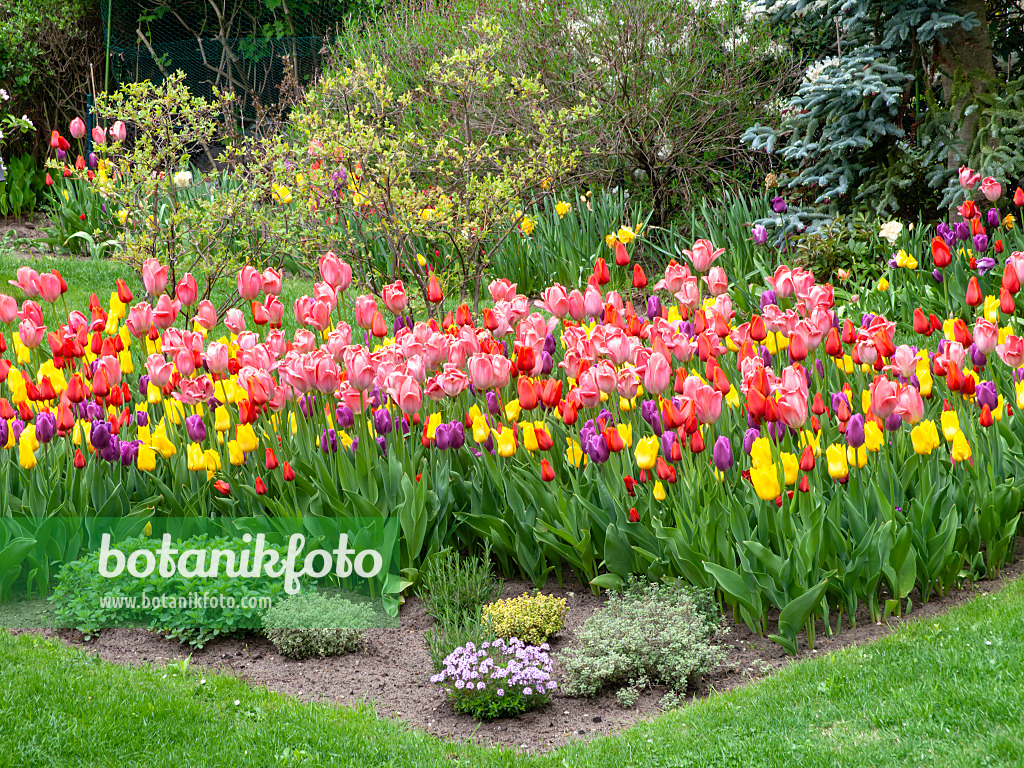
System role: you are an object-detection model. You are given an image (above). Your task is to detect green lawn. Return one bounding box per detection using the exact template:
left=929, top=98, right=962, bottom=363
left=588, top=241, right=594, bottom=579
left=2, top=578, right=1024, bottom=767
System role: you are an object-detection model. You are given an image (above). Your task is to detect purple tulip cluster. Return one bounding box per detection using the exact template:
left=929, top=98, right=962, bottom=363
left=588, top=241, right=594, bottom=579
left=431, top=637, right=556, bottom=718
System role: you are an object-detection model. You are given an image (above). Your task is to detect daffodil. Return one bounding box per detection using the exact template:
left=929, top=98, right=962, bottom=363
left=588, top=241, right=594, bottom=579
left=555, top=201, right=570, bottom=217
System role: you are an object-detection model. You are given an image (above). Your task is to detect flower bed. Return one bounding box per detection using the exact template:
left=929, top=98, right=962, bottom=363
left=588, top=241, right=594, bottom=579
left=3, top=166, right=1024, bottom=654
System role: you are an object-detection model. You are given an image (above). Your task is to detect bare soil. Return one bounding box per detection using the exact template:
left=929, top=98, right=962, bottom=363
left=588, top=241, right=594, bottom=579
left=27, top=551, right=1023, bottom=754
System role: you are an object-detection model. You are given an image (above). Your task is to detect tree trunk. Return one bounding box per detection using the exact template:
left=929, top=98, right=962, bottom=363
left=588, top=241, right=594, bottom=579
left=939, top=0, right=997, bottom=169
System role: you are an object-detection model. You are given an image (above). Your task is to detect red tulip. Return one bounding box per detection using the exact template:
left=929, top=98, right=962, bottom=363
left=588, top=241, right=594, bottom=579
left=632, top=264, right=647, bottom=289
left=931, top=236, right=952, bottom=268
left=45, top=173, right=53, bottom=187
left=282, top=462, right=296, bottom=481
left=913, top=308, right=930, bottom=335
left=1000, top=287, right=1015, bottom=315
left=540, top=458, right=555, bottom=482
left=265, top=449, right=279, bottom=470
left=966, top=276, right=983, bottom=307
left=613, top=241, right=630, bottom=266
left=214, top=480, right=231, bottom=495
left=255, top=477, right=268, bottom=495
left=628, top=507, right=640, bottom=523
left=799, top=444, right=816, bottom=471
left=427, top=273, right=443, bottom=303
left=73, top=450, right=86, bottom=469
left=623, top=476, right=637, bottom=496
left=1015, top=187, right=1024, bottom=207
left=593, top=257, right=610, bottom=285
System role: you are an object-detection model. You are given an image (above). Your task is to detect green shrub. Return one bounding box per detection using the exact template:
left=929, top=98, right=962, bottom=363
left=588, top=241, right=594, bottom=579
left=559, top=577, right=724, bottom=705
left=418, top=548, right=502, bottom=670
left=481, top=591, right=567, bottom=646
left=51, top=534, right=287, bottom=648
left=262, top=592, right=379, bottom=659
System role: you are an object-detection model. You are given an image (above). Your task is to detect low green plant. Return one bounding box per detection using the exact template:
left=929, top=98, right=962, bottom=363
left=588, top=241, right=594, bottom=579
left=418, top=547, right=503, bottom=670
left=51, top=534, right=287, bottom=648
left=262, top=592, right=379, bottom=659
left=0, top=153, right=45, bottom=218
left=481, top=591, right=567, bottom=646
left=559, top=577, right=723, bottom=705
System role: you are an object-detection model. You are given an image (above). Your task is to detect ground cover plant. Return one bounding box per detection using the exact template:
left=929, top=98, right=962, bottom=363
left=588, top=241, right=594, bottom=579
left=3, top=575, right=1024, bottom=765
left=481, top=591, right=567, bottom=646
left=262, top=592, right=380, bottom=659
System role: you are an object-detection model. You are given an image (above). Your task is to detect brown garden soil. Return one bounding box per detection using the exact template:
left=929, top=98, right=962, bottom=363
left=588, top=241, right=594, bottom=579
left=0, top=214, right=54, bottom=260
left=21, top=547, right=1024, bottom=754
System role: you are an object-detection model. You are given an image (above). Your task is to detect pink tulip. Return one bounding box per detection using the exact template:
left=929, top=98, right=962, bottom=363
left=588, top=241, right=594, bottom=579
left=489, top=279, right=518, bottom=302
left=69, top=117, right=86, bottom=140
left=319, top=252, right=352, bottom=291
left=91, top=126, right=106, bottom=145
left=768, top=265, right=794, bottom=299
left=175, top=348, right=196, bottom=377
left=293, top=329, right=316, bottom=353
left=682, top=239, right=725, bottom=272
left=566, top=289, right=586, bottom=321
left=616, top=367, right=639, bottom=399
left=237, top=266, right=263, bottom=301
left=313, top=354, right=340, bottom=393
left=17, top=318, right=44, bottom=348
left=9, top=266, right=39, bottom=297
left=583, top=285, right=603, bottom=317
left=974, top=319, right=999, bottom=355
left=146, top=354, right=173, bottom=388
left=888, top=345, right=917, bottom=378
left=308, top=300, right=332, bottom=331
left=225, top=308, right=246, bottom=334
left=388, top=372, right=422, bottom=415
left=468, top=353, right=498, bottom=390
left=643, top=351, right=672, bottom=394
left=0, top=294, right=17, bottom=324
left=694, top=384, right=724, bottom=424
left=997, top=335, right=1024, bottom=368
left=894, top=385, right=924, bottom=425
left=19, top=299, right=42, bottom=326
left=958, top=166, right=981, bottom=189
left=537, top=285, right=570, bottom=318
left=355, top=295, right=377, bottom=329
left=195, top=300, right=217, bottom=331
left=175, top=273, right=198, bottom=306
left=382, top=280, right=408, bottom=314
left=153, top=294, right=181, bottom=329
left=110, top=121, right=127, bottom=142
left=980, top=177, right=1002, bottom=202
left=593, top=359, right=618, bottom=394
left=575, top=369, right=602, bottom=408
left=265, top=295, right=284, bottom=326
left=704, top=267, right=728, bottom=297
left=262, top=268, right=283, bottom=295
left=206, top=342, right=230, bottom=374
left=96, top=355, right=122, bottom=387
left=141, top=258, right=168, bottom=296
left=437, top=365, right=470, bottom=397
left=36, top=273, right=61, bottom=304
left=344, top=346, right=376, bottom=390
left=869, top=377, right=899, bottom=419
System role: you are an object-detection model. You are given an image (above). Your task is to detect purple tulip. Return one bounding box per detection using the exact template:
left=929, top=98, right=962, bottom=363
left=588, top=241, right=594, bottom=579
left=0, top=420, right=8, bottom=448
left=973, top=233, right=989, bottom=253
left=771, top=196, right=787, bottom=214
left=760, top=290, right=777, bottom=309
left=120, top=441, right=139, bottom=466
left=184, top=414, right=207, bottom=443
left=320, top=428, right=338, bottom=453
left=955, top=221, right=970, bottom=241
left=751, top=224, right=768, bottom=245
left=976, top=381, right=998, bottom=410
left=646, top=295, right=661, bottom=321
left=449, top=422, right=465, bottom=450
left=660, top=431, right=676, bottom=461
left=88, top=152, right=98, bottom=170
left=970, top=343, right=987, bottom=368
left=988, top=208, right=1000, bottom=228
left=541, top=351, right=553, bottom=375
left=976, top=257, right=997, bottom=276
left=846, top=414, right=865, bottom=448
left=135, top=410, right=149, bottom=428
left=585, top=434, right=609, bottom=464
left=712, top=436, right=734, bottom=472
left=543, top=334, right=556, bottom=356
left=884, top=413, right=902, bottom=432
left=91, top=420, right=111, bottom=450
left=434, top=423, right=451, bottom=450
left=335, top=405, right=354, bottom=429
left=932, top=269, right=943, bottom=283
left=374, top=408, right=393, bottom=435
left=36, top=412, right=56, bottom=444
left=138, top=375, right=150, bottom=394
left=486, top=391, right=500, bottom=416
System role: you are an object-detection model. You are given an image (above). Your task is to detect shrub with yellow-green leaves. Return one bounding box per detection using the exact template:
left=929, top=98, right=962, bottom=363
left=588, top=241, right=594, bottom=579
left=482, top=592, right=568, bottom=646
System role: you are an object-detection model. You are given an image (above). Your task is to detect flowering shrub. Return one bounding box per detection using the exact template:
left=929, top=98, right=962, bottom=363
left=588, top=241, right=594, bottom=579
left=431, top=638, right=556, bottom=720
left=481, top=592, right=567, bottom=646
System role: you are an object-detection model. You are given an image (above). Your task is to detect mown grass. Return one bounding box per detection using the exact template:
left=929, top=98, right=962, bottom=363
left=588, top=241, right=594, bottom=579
left=2, top=577, right=1024, bottom=767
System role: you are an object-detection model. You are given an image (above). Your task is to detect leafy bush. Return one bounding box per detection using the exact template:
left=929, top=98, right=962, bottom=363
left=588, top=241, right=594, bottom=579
left=431, top=637, right=556, bottom=720
left=559, top=578, right=723, bottom=705
left=262, top=592, right=379, bottom=659
left=51, top=534, right=287, bottom=648
left=481, top=592, right=567, bottom=646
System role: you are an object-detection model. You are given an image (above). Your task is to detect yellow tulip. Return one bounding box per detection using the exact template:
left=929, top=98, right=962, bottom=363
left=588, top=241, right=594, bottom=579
left=137, top=445, right=157, bottom=472
left=472, top=415, right=491, bottom=443
left=751, top=463, right=781, bottom=501
left=18, top=441, right=36, bottom=469
left=215, top=406, right=231, bottom=433
left=634, top=436, right=659, bottom=470
left=653, top=481, right=666, bottom=501
left=521, top=423, right=539, bottom=452
left=504, top=399, right=522, bottom=422
left=425, top=412, right=442, bottom=441
left=152, top=431, right=177, bottom=459
left=951, top=431, right=972, bottom=463
left=187, top=442, right=204, bottom=471
left=616, top=423, right=633, bottom=447
left=917, top=369, right=933, bottom=398
left=236, top=424, right=258, bottom=453
left=780, top=452, right=798, bottom=486
left=846, top=445, right=867, bottom=468
left=227, top=440, right=244, bottom=465
left=940, top=411, right=960, bottom=442
left=863, top=421, right=884, bottom=452
left=910, top=420, right=940, bottom=455
left=826, top=444, right=849, bottom=480
left=496, top=428, right=517, bottom=458
left=750, top=437, right=772, bottom=469
left=566, top=438, right=586, bottom=467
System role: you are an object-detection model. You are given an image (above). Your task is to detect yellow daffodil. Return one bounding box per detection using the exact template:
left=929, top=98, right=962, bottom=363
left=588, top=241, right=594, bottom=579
left=555, top=201, right=570, bottom=217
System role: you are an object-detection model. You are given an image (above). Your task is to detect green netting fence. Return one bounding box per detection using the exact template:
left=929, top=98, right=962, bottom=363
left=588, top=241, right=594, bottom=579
left=100, top=0, right=361, bottom=121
